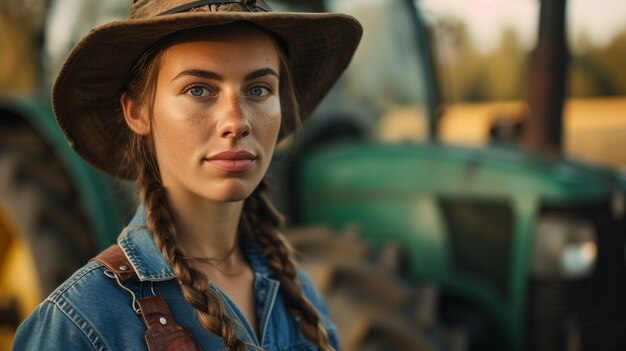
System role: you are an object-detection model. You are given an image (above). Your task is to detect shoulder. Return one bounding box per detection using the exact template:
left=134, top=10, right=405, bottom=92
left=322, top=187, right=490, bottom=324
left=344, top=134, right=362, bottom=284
left=47, top=259, right=129, bottom=309
left=14, top=261, right=109, bottom=350
left=14, top=260, right=143, bottom=351
left=47, top=260, right=104, bottom=302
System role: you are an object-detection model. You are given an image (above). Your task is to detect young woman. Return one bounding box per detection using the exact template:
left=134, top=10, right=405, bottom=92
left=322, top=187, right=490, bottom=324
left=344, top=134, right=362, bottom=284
left=13, top=1, right=361, bottom=350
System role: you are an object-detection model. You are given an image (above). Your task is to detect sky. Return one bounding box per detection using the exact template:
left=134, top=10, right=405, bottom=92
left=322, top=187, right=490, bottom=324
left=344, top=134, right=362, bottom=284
left=419, top=0, right=626, bottom=53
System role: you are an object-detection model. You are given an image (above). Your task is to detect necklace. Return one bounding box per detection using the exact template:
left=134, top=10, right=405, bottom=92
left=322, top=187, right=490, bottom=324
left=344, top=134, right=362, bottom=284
left=187, top=243, right=247, bottom=277
left=193, top=256, right=248, bottom=277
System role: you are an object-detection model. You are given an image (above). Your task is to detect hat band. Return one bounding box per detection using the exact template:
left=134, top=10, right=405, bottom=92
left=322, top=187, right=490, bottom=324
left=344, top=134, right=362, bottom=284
left=158, top=0, right=273, bottom=15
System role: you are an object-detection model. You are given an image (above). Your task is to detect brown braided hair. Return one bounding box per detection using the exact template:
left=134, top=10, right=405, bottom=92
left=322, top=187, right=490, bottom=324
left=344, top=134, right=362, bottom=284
left=242, top=182, right=334, bottom=351
left=121, top=23, right=334, bottom=351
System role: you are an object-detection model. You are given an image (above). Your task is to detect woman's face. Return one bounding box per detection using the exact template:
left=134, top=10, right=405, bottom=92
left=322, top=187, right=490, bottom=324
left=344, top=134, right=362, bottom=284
left=145, top=25, right=282, bottom=204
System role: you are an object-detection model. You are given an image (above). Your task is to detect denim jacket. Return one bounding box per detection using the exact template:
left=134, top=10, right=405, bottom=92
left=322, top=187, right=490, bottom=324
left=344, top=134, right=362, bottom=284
left=13, top=206, right=338, bottom=350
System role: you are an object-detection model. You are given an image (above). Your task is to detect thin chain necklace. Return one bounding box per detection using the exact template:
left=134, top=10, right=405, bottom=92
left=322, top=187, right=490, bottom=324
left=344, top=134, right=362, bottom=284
left=187, top=242, right=247, bottom=277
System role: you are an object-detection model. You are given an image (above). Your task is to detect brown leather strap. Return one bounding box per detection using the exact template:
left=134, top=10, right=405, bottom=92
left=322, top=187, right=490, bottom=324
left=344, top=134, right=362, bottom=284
left=138, top=296, right=202, bottom=351
left=90, top=244, right=138, bottom=281
left=91, top=245, right=201, bottom=351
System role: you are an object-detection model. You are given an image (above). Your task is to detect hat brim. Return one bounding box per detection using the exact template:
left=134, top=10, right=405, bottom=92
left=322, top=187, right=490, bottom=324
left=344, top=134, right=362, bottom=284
left=52, top=11, right=362, bottom=179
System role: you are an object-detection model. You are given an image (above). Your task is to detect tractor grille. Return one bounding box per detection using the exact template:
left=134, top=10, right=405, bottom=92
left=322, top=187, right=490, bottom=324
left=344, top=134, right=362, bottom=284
left=527, top=202, right=626, bottom=351
left=440, top=199, right=514, bottom=297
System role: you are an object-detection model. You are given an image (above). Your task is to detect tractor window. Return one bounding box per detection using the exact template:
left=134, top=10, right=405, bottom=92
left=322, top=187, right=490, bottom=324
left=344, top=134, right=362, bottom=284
left=310, top=0, right=432, bottom=143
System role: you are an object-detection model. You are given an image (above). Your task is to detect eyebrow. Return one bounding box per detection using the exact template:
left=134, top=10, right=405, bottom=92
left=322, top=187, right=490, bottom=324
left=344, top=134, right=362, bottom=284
left=244, top=68, right=279, bottom=81
left=171, top=68, right=279, bottom=82
left=172, top=69, right=222, bottom=82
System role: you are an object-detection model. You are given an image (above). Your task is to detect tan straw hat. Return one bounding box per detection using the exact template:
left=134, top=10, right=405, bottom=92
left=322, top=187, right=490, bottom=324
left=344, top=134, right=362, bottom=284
left=52, top=0, right=362, bottom=178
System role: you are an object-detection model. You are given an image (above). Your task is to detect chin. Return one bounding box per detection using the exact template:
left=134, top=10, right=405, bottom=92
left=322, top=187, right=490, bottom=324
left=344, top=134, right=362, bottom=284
left=218, top=192, right=251, bottom=203
left=207, top=179, right=258, bottom=202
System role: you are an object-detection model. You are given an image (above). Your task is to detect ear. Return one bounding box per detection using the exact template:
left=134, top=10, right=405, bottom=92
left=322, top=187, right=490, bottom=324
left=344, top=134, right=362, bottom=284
left=121, top=93, right=150, bottom=135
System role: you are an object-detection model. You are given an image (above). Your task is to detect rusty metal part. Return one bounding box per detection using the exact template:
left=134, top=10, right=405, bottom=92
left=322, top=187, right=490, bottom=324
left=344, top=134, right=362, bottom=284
left=284, top=226, right=467, bottom=351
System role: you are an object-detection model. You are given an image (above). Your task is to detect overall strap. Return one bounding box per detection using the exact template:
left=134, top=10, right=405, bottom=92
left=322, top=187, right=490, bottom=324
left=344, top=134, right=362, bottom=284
left=91, top=245, right=202, bottom=351
left=92, top=244, right=138, bottom=281
left=138, top=296, right=202, bottom=351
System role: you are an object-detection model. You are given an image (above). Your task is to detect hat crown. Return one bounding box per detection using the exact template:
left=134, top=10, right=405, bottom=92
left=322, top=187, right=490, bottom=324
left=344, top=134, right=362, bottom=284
left=129, top=0, right=269, bottom=19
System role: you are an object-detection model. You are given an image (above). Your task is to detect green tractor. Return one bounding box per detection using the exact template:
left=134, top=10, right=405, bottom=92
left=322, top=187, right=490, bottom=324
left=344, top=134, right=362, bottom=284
left=274, top=0, right=626, bottom=350
left=1, top=0, right=624, bottom=350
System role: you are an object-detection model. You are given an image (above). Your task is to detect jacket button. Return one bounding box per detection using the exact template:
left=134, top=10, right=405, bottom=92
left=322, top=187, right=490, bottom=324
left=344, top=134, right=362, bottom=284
left=159, top=317, right=167, bottom=325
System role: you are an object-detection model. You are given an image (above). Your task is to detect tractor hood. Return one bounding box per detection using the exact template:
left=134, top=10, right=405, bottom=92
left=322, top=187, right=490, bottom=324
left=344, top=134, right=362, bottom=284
left=299, top=141, right=626, bottom=203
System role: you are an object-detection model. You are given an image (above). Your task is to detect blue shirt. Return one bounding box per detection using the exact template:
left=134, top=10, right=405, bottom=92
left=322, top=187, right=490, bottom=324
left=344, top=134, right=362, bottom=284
left=13, top=206, right=338, bottom=350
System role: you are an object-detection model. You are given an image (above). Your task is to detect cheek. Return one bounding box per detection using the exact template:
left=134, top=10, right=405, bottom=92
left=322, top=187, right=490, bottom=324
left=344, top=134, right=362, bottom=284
left=259, top=105, right=282, bottom=149
left=155, top=125, right=186, bottom=159
left=152, top=105, right=204, bottom=168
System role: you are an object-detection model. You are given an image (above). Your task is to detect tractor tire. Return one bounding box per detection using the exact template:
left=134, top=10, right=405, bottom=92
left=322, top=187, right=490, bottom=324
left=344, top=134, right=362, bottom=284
left=0, top=123, right=94, bottom=348
left=284, top=226, right=468, bottom=351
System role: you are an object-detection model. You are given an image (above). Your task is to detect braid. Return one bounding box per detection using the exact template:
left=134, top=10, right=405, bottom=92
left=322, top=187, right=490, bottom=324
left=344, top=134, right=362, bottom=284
left=243, top=180, right=334, bottom=351
left=132, top=137, right=248, bottom=351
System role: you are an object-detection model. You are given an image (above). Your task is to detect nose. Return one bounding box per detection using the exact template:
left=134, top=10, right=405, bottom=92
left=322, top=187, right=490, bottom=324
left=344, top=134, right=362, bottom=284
left=217, top=92, right=251, bottom=139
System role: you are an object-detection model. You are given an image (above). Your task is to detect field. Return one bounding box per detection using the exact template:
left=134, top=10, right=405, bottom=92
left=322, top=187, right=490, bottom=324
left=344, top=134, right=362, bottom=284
left=441, top=97, right=626, bottom=171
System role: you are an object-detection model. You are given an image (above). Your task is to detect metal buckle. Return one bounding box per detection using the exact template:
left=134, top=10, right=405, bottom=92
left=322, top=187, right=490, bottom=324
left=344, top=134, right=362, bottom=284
left=159, top=0, right=273, bottom=16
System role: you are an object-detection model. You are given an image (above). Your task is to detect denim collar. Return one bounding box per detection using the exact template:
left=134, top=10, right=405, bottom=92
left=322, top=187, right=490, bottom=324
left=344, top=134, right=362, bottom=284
left=117, top=205, right=274, bottom=281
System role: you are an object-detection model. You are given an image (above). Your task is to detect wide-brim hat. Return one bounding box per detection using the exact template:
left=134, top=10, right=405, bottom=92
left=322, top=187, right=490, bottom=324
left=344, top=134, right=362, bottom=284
left=52, top=0, right=362, bottom=179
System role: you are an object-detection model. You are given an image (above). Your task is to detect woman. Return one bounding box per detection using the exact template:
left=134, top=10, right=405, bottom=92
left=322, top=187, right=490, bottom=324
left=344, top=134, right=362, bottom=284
left=13, top=1, right=361, bottom=350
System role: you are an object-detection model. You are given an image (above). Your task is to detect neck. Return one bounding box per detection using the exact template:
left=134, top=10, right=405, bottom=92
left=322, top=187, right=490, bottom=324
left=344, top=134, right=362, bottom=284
left=166, top=191, right=245, bottom=260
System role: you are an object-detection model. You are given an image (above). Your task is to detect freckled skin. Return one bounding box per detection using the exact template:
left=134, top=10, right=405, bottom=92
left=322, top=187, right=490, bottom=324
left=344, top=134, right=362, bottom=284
left=150, top=26, right=282, bottom=206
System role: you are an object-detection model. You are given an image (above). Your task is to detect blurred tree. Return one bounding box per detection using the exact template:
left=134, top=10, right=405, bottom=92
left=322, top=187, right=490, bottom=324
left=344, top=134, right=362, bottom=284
left=480, top=27, right=527, bottom=101
left=431, top=19, right=486, bottom=102
left=428, top=6, right=626, bottom=103
left=433, top=20, right=528, bottom=102
left=0, top=6, right=36, bottom=92
left=570, top=29, right=626, bottom=97
left=0, top=0, right=48, bottom=93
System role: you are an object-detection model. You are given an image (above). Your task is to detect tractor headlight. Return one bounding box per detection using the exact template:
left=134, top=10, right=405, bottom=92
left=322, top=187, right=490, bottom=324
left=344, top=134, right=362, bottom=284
left=530, top=215, right=598, bottom=280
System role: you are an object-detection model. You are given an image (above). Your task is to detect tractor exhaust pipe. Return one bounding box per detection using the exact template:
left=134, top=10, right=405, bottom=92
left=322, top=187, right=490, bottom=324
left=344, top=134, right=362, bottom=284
left=524, top=0, right=569, bottom=154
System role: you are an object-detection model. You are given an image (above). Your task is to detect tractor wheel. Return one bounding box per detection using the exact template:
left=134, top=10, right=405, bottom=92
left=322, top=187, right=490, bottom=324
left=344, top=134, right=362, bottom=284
left=284, top=226, right=468, bottom=351
left=0, top=123, right=94, bottom=349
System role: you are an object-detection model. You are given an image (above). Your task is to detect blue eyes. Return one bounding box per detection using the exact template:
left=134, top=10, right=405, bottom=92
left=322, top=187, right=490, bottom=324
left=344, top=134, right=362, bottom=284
left=188, top=86, right=209, bottom=97
left=249, top=86, right=266, bottom=97
left=183, top=85, right=272, bottom=99
left=245, top=84, right=272, bottom=98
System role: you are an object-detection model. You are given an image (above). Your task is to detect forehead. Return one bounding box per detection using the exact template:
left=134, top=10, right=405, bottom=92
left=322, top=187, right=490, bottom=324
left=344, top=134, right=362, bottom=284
left=160, top=23, right=280, bottom=68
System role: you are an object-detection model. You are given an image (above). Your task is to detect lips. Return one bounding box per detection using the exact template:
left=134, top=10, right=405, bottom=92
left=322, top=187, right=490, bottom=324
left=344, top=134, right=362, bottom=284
left=204, top=150, right=257, bottom=173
